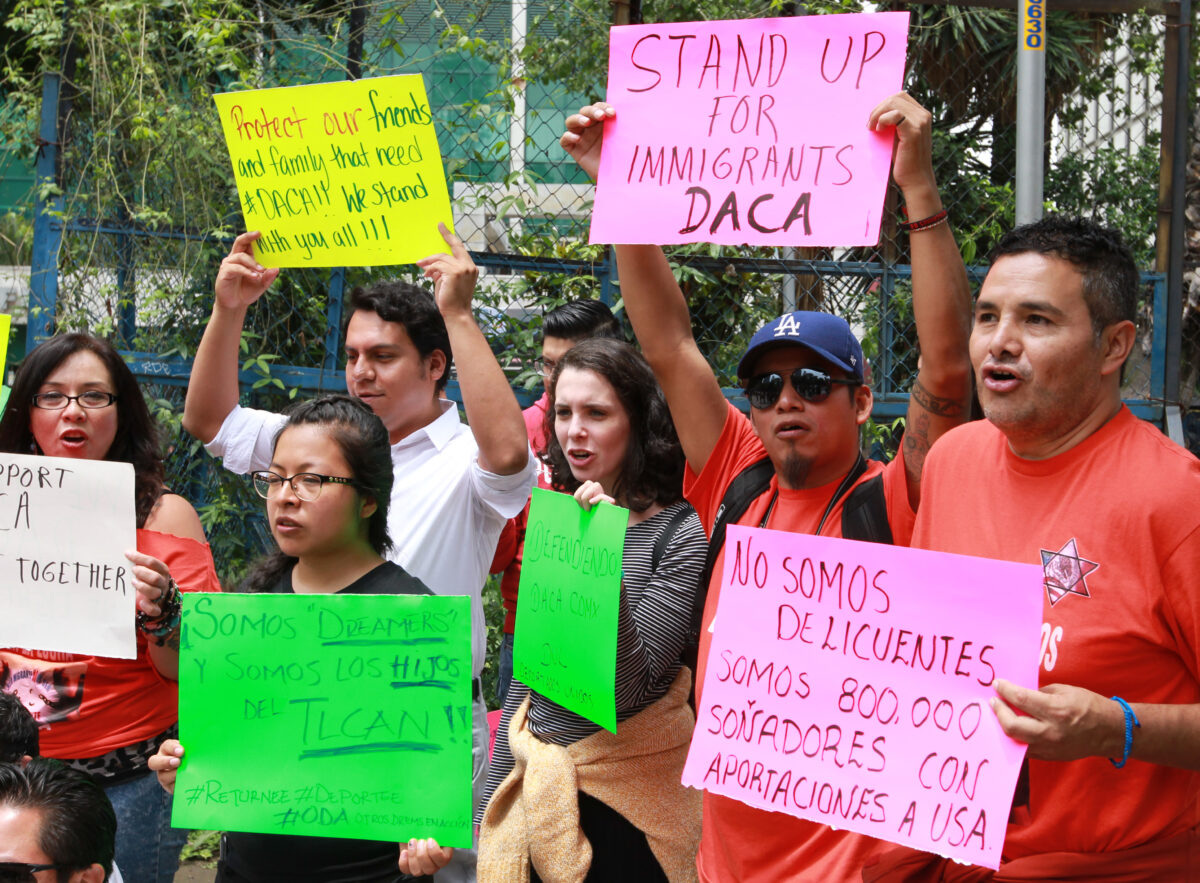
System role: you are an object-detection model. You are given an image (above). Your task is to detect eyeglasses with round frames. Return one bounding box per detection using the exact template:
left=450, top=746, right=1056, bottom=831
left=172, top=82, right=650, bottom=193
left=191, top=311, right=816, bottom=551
left=251, top=471, right=359, bottom=502
left=745, top=368, right=860, bottom=410
left=31, top=391, right=118, bottom=410
left=532, top=357, right=559, bottom=375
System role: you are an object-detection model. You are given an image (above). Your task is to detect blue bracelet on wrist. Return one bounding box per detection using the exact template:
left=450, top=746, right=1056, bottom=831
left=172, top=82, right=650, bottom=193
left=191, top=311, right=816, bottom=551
left=1109, top=696, right=1140, bottom=768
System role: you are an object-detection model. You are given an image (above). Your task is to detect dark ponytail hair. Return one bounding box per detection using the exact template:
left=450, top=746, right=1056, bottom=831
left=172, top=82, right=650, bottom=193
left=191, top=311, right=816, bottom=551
left=239, top=394, right=394, bottom=593
left=0, top=333, right=164, bottom=527
left=543, top=338, right=685, bottom=512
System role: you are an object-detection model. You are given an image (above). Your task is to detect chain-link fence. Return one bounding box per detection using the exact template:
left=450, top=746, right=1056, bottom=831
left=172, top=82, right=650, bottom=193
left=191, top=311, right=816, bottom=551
left=17, top=0, right=1189, bottom=579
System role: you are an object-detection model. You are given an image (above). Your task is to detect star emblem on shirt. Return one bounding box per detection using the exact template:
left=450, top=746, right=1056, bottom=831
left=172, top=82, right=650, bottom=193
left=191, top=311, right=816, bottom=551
left=1040, top=538, right=1099, bottom=606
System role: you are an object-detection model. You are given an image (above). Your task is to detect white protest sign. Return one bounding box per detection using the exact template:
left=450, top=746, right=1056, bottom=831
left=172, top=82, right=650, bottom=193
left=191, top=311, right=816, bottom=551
left=0, top=453, right=137, bottom=658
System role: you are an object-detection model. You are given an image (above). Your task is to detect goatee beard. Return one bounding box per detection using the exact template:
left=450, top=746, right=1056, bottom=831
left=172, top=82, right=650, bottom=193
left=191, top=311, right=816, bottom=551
left=778, top=453, right=813, bottom=489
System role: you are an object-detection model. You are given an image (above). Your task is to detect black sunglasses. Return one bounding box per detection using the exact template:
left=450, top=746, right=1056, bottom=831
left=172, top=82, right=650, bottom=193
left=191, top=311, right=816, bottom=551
left=0, top=863, right=74, bottom=883
left=745, top=368, right=860, bottom=409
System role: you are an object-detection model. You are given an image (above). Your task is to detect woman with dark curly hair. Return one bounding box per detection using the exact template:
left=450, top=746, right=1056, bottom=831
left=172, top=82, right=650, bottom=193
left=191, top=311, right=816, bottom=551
left=0, top=332, right=222, bottom=883
left=477, top=338, right=707, bottom=882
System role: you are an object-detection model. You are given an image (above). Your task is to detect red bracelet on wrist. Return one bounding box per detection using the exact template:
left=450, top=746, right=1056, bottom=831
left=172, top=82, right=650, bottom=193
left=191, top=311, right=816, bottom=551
left=900, top=208, right=949, bottom=232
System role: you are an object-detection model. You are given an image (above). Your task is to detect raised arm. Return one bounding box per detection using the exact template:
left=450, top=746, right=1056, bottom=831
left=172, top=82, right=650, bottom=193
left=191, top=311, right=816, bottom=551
left=182, top=231, right=280, bottom=443
left=868, top=95, right=973, bottom=509
left=561, top=104, right=729, bottom=475
left=417, top=224, right=530, bottom=476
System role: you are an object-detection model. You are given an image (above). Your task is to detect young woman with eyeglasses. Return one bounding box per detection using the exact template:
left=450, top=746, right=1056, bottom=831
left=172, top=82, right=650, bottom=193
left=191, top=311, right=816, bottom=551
left=0, top=333, right=222, bottom=883
left=150, top=394, right=448, bottom=882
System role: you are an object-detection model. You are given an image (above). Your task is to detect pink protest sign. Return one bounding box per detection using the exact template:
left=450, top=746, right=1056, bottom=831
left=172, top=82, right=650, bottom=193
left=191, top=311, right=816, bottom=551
left=681, top=525, right=1043, bottom=869
left=592, top=13, right=910, bottom=247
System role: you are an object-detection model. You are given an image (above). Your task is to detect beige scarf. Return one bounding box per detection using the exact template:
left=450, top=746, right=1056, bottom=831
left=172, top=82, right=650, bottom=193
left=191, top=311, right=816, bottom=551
left=479, top=669, right=702, bottom=883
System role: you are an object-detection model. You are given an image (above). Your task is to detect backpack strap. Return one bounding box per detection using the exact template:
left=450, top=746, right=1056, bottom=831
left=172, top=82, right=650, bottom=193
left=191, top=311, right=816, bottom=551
left=840, top=473, right=894, bottom=545
left=650, top=503, right=694, bottom=574
left=681, top=458, right=775, bottom=675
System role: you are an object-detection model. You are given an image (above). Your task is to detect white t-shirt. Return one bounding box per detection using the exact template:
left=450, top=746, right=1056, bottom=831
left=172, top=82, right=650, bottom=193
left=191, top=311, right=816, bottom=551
left=205, top=400, right=536, bottom=675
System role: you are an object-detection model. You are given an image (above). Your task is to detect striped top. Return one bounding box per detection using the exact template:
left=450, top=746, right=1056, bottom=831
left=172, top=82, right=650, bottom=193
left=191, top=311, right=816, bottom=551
left=479, top=500, right=707, bottom=822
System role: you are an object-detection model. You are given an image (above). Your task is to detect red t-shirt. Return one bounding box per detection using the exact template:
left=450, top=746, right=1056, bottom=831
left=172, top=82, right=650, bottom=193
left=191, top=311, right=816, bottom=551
left=1, top=528, right=221, bottom=758
left=685, top=402, right=915, bottom=883
left=912, top=407, right=1200, bottom=871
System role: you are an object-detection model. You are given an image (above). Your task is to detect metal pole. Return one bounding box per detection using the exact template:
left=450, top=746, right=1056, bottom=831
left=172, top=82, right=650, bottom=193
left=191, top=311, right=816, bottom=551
left=1015, top=0, right=1046, bottom=224
left=1155, top=2, right=1180, bottom=273
left=510, top=0, right=527, bottom=180
left=508, top=0, right=528, bottom=243
left=347, top=1, right=366, bottom=80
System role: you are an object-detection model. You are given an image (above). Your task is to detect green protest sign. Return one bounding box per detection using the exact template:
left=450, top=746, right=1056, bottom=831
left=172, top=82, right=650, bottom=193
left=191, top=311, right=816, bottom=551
left=173, top=592, right=473, bottom=846
left=513, top=488, right=629, bottom=731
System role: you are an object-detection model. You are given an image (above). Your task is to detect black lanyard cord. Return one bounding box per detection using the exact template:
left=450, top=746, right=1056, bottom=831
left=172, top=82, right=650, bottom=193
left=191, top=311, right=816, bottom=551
left=758, top=452, right=868, bottom=534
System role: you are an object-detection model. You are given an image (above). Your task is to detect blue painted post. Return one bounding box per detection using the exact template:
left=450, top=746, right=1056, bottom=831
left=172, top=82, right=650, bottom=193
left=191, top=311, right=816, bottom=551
left=599, top=246, right=617, bottom=307
left=324, top=266, right=346, bottom=387
left=877, top=265, right=896, bottom=398
left=29, top=73, right=64, bottom=349
left=116, top=221, right=136, bottom=347
left=1149, top=274, right=1168, bottom=407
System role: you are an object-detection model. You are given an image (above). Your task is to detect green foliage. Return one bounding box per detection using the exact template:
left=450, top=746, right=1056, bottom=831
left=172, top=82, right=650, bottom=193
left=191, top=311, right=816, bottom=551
left=1045, top=136, right=1161, bottom=267
left=181, top=829, right=221, bottom=864
left=481, top=573, right=505, bottom=709
left=147, top=385, right=268, bottom=587
left=666, top=245, right=784, bottom=385
left=0, top=211, right=32, bottom=264
left=863, top=415, right=905, bottom=460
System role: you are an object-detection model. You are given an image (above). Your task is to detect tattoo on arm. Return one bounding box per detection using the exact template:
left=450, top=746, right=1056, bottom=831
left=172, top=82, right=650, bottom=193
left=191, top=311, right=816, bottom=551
left=911, top=379, right=966, bottom=418
left=903, top=411, right=931, bottom=475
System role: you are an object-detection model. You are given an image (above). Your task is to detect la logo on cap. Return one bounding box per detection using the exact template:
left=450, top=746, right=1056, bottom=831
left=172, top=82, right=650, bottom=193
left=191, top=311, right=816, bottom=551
left=773, top=314, right=802, bottom=338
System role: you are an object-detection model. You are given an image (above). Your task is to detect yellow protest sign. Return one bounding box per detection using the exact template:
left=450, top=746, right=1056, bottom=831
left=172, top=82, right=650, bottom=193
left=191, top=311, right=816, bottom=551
left=214, top=76, right=453, bottom=267
left=0, top=314, right=11, bottom=369
left=0, top=313, right=10, bottom=412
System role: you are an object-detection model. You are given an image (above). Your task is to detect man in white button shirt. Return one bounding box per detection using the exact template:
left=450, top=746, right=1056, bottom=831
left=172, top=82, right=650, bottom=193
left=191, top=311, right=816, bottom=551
left=183, top=224, right=536, bottom=881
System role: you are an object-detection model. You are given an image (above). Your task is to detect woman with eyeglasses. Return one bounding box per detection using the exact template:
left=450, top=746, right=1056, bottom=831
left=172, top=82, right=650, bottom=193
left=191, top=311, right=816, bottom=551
left=474, top=338, right=707, bottom=882
left=0, top=333, right=222, bottom=883
left=150, top=394, right=449, bottom=882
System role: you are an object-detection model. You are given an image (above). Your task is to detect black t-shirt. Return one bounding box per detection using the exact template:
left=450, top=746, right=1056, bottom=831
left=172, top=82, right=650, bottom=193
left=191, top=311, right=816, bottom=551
left=220, top=562, right=433, bottom=883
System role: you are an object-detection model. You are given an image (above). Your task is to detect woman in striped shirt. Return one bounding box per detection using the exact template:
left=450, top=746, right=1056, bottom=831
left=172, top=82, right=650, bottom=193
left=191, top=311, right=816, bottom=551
left=478, top=338, right=707, bottom=882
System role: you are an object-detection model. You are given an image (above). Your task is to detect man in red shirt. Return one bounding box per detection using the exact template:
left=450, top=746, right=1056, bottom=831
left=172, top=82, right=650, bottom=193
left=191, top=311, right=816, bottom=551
left=562, top=93, right=974, bottom=882
left=865, top=216, right=1200, bottom=881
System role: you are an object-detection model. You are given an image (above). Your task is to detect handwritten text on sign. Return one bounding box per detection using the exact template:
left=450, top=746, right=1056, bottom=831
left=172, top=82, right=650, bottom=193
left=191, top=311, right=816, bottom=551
left=514, top=488, right=629, bottom=731
left=592, top=13, right=909, bottom=247
left=215, top=75, right=453, bottom=267
left=0, top=453, right=136, bottom=658
left=174, top=593, right=473, bottom=846
left=681, top=527, right=1042, bottom=869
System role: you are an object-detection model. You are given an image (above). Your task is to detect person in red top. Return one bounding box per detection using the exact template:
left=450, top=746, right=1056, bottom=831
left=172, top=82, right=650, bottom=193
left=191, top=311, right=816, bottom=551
left=561, top=93, right=973, bottom=882
left=864, top=216, right=1200, bottom=882
left=0, top=334, right=222, bottom=883
left=489, top=299, right=621, bottom=708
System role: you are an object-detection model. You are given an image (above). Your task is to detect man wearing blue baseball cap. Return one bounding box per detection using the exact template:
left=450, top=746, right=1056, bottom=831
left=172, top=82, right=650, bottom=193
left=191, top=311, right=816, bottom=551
left=563, top=92, right=973, bottom=882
